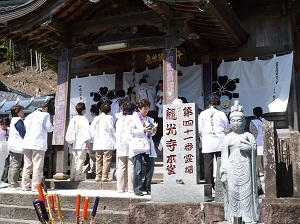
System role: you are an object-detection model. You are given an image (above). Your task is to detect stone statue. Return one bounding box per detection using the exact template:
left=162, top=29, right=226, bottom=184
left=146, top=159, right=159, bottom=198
left=220, top=100, right=261, bottom=223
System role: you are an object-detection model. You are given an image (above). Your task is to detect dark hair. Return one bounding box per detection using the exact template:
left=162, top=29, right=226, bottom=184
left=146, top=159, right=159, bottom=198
left=38, top=102, right=48, bottom=108
left=118, top=97, right=129, bottom=107
left=116, top=89, right=126, bottom=97
left=179, top=96, right=188, bottom=103
left=158, top=80, right=163, bottom=85
left=0, top=117, right=10, bottom=126
left=138, top=98, right=151, bottom=109
left=127, top=87, right=133, bottom=95
left=139, top=78, right=147, bottom=85
left=90, top=106, right=99, bottom=116
left=75, top=102, right=86, bottom=115
left=253, top=107, right=263, bottom=118
left=10, top=104, right=24, bottom=117
left=123, top=101, right=136, bottom=116
left=207, top=94, right=220, bottom=106
left=100, top=102, right=111, bottom=114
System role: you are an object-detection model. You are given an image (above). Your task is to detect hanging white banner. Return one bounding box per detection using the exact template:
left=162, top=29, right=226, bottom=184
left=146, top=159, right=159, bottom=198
left=215, top=53, right=293, bottom=116
left=123, top=64, right=204, bottom=109
left=70, top=73, right=115, bottom=122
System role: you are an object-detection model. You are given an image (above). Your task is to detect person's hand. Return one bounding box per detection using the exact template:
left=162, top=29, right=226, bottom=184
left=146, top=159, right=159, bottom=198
left=239, top=142, right=252, bottom=151
left=152, top=127, right=157, bottom=133
left=144, top=127, right=151, bottom=133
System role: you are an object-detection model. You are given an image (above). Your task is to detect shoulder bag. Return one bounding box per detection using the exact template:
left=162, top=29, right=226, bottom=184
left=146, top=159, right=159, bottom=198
left=129, top=112, right=150, bottom=154
left=65, top=117, right=76, bottom=144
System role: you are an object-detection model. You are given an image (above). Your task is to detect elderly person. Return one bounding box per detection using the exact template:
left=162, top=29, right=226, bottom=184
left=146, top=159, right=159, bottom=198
left=22, top=102, right=54, bottom=191
left=128, top=99, right=157, bottom=196
left=7, top=106, right=24, bottom=190
left=66, top=102, right=90, bottom=181
left=90, top=102, right=115, bottom=182
left=115, top=101, right=136, bottom=193
left=198, top=94, right=229, bottom=190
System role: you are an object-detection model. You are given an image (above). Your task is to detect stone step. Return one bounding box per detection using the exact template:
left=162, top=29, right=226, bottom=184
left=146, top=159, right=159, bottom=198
left=0, top=189, right=150, bottom=223
left=45, top=179, right=163, bottom=191
left=0, top=203, right=129, bottom=223
left=0, top=218, right=39, bottom=224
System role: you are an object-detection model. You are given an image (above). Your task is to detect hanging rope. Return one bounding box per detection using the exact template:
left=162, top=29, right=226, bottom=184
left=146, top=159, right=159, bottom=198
left=132, top=51, right=136, bottom=102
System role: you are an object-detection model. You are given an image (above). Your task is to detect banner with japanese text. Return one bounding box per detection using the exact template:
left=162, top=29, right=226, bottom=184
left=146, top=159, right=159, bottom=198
left=70, top=74, right=115, bottom=122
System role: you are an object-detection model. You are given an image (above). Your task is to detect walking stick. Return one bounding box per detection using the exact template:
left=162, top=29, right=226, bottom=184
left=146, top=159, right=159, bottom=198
left=81, top=197, right=89, bottom=224
left=55, top=193, right=65, bottom=224
left=90, top=196, right=100, bottom=224
left=75, top=194, right=81, bottom=224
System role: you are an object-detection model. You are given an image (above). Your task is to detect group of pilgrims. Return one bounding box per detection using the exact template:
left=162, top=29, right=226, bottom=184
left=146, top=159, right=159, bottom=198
left=66, top=98, right=158, bottom=197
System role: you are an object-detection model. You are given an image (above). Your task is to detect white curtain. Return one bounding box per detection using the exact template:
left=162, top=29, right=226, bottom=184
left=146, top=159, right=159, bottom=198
left=216, top=53, right=293, bottom=116
left=70, top=73, right=115, bottom=122
left=123, top=64, right=204, bottom=109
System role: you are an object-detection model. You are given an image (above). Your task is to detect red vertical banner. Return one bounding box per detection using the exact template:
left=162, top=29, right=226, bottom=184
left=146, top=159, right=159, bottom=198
left=53, top=61, right=69, bottom=145
left=163, top=48, right=178, bottom=105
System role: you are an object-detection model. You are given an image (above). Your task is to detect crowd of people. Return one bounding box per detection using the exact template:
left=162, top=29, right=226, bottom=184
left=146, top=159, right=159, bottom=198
left=65, top=79, right=163, bottom=196
left=0, top=78, right=265, bottom=202
left=0, top=102, right=54, bottom=192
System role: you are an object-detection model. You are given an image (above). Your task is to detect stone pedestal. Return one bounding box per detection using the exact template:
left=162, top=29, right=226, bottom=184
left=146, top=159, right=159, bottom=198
left=151, top=183, right=211, bottom=202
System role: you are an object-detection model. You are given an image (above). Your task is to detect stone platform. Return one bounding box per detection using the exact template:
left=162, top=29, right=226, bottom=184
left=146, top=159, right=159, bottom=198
left=151, top=183, right=212, bottom=202
left=0, top=179, right=299, bottom=223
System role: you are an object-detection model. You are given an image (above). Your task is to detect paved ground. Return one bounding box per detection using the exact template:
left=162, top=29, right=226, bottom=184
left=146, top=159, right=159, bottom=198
left=0, top=182, right=151, bottom=199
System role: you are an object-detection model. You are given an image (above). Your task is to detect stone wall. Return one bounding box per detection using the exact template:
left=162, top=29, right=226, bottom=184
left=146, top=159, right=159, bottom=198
left=128, top=199, right=300, bottom=224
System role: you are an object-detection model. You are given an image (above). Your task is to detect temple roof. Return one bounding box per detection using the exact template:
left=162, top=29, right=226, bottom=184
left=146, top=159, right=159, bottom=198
left=0, top=0, right=248, bottom=63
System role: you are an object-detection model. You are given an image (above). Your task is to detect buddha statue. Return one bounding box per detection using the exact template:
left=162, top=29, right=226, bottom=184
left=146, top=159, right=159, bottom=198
left=220, top=100, right=261, bottom=223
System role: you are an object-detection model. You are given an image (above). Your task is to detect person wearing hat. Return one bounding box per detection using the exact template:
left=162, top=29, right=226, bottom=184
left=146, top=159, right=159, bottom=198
left=21, top=102, right=54, bottom=192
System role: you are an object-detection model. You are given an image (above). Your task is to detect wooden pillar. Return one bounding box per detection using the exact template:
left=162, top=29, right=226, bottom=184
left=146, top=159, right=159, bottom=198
left=52, top=48, right=70, bottom=180
left=163, top=35, right=178, bottom=104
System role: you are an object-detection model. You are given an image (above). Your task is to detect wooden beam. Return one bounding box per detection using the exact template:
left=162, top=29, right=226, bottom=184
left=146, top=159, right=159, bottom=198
left=43, top=17, right=67, bottom=34
left=207, top=0, right=249, bottom=46
left=70, top=36, right=166, bottom=59
left=210, top=45, right=293, bottom=60
left=70, top=63, right=121, bottom=76
left=69, top=10, right=164, bottom=36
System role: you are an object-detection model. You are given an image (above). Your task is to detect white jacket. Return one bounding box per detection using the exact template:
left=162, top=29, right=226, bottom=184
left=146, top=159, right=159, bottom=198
left=115, top=115, right=132, bottom=157
left=136, top=83, right=156, bottom=111
left=66, top=115, right=90, bottom=150
left=8, top=117, right=24, bottom=154
left=23, top=110, right=54, bottom=151
left=128, top=112, right=157, bottom=158
left=90, top=113, right=115, bottom=150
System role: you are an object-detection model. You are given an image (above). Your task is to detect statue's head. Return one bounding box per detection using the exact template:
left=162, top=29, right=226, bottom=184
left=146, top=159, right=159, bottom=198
left=229, top=100, right=245, bottom=132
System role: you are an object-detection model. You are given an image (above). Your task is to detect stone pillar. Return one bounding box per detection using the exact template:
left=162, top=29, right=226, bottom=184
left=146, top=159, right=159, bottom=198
left=262, top=121, right=277, bottom=198
left=151, top=103, right=211, bottom=202
left=52, top=48, right=70, bottom=180
left=290, top=132, right=300, bottom=197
